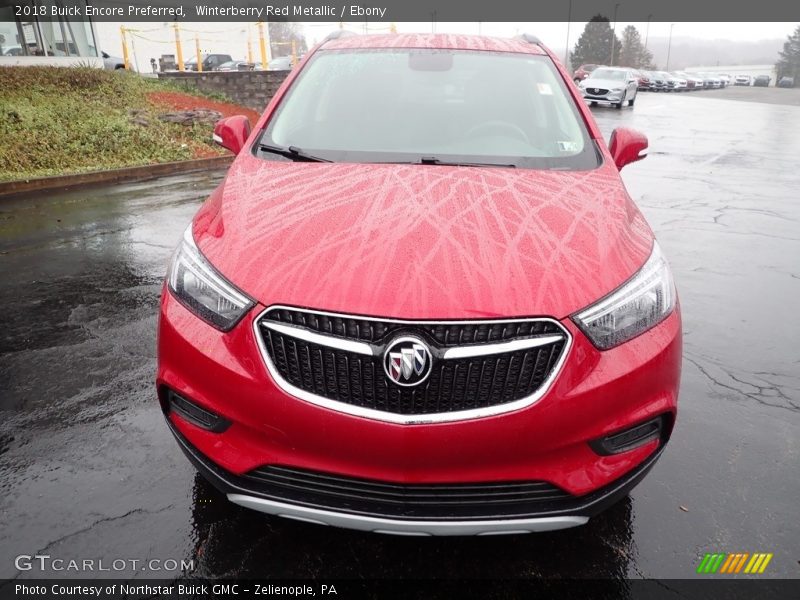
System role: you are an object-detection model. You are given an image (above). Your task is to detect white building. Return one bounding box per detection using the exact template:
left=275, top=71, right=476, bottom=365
left=0, top=0, right=102, bottom=67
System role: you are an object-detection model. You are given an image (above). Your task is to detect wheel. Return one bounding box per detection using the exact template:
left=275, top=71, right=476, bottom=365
left=628, top=93, right=636, bottom=107
left=616, top=92, right=625, bottom=109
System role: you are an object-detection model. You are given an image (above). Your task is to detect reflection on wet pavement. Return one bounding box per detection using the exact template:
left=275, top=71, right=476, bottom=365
left=1, top=93, right=798, bottom=580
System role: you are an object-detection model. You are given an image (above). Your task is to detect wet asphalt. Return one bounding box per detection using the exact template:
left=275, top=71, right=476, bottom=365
left=1, top=91, right=798, bottom=581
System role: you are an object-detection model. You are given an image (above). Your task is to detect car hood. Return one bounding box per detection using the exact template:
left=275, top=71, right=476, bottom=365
left=193, top=154, right=653, bottom=320
left=583, top=78, right=628, bottom=89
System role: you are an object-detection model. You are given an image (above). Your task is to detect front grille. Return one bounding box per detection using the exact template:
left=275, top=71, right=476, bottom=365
left=265, top=307, right=563, bottom=345
left=587, top=87, right=608, bottom=95
left=244, top=465, right=572, bottom=519
left=257, top=307, right=568, bottom=419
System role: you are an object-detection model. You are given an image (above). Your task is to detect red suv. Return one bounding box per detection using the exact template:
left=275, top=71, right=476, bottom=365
left=573, top=63, right=601, bottom=83
left=158, top=33, right=681, bottom=536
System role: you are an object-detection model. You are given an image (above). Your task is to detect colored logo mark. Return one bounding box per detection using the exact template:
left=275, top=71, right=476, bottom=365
left=696, top=553, right=773, bottom=574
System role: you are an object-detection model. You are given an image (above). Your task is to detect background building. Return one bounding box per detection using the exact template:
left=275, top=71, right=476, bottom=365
left=0, top=0, right=101, bottom=67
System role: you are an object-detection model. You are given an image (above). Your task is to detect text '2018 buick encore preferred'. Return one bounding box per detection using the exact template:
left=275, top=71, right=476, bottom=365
left=158, top=33, right=681, bottom=536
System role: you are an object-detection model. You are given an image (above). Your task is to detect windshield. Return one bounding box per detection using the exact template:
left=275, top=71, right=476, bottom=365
left=259, top=48, right=598, bottom=170
left=590, top=68, right=627, bottom=80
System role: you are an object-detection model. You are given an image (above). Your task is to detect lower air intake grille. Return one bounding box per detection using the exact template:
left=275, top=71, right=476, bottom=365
left=244, top=465, right=573, bottom=519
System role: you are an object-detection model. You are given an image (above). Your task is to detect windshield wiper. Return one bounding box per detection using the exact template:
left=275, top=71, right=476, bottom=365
left=259, top=143, right=330, bottom=162
left=417, top=157, right=516, bottom=168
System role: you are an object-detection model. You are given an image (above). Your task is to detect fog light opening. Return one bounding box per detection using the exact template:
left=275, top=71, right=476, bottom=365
left=166, top=389, right=231, bottom=433
left=589, top=415, right=668, bottom=456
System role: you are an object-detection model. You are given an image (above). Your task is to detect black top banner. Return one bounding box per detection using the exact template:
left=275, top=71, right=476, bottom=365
left=3, top=0, right=800, bottom=22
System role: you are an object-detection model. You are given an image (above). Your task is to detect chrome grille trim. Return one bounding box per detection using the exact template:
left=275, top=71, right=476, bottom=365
left=263, top=321, right=374, bottom=356
left=442, top=334, right=566, bottom=359
left=253, top=305, right=571, bottom=425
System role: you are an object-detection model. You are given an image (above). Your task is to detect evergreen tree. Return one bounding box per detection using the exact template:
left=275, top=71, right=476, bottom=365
left=775, top=24, right=800, bottom=79
left=617, top=25, right=654, bottom=69
left=569, top=15, right=621, bottom=72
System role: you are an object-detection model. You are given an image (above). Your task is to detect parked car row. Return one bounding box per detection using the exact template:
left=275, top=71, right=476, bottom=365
left=635, top=70, right=731, bottom=91
left=212, top=56, right=297, bottom=72
left=574, top=64, right=792, bottom=93
left=732, top=74, right=774, bottom=86
left=180, top=54, right=298, bottom=72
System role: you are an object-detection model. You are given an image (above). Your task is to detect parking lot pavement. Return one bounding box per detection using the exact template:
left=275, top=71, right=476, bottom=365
left=1, top=92, right=798, bottom=581
left=678, top=84, right=800, bottom=106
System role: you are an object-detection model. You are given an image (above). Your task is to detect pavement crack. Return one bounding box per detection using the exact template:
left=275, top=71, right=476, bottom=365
left=15, top=504, right=178, bottom=574
left=685, top=354, right=799, bottom=412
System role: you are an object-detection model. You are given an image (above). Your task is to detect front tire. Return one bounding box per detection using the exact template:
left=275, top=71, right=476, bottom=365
left=628, top=93, right=636, bottom=107
left=616, top=92, right=625, bottom=109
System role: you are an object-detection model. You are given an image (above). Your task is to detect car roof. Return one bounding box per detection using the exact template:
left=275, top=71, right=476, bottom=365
left=323, top=33, right=547, bottom=55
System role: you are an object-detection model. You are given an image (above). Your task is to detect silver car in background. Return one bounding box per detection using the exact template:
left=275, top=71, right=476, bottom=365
left=579, top=67, right=639, bottom=109
left=101, top=51, right=125, bottom=70
left=668, top=73, right=688, bottom=91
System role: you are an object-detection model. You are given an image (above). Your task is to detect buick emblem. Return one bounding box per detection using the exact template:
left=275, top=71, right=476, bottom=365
left=383, top=337, right=433, bottom=387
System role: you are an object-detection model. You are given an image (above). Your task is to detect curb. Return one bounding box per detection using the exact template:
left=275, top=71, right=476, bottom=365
left=0, top=155, right=234, bottom=199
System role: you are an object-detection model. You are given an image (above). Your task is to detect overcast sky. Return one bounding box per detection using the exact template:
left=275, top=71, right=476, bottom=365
left=96, top=21, right=798, bottom=71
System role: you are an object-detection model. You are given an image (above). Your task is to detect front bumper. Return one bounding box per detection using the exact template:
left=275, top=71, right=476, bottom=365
left=157, top=290, right=681, bottom=532
left=582, top=91, right=626, bottom=103
left=167, top=415, right=666, bottom=535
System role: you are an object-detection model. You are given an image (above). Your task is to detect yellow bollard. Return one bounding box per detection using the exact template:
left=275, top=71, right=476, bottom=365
left=195, top=35, right=202, bottom=72
left=258, top=21, right=268, bottom=71
left=247, top=32, right=253, bottom=64
left=390, top=22, right=397, bottom=33
left=291, top=39, right=297, bottom=66
left=120, top=26, right=130, bottom=70
left=174, top=23, right=184, bottom=72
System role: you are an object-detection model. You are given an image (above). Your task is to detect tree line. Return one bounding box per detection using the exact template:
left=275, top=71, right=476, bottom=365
left=570, top=16, right=654, bottom=71
left=570, top=17, right=800, bottom=82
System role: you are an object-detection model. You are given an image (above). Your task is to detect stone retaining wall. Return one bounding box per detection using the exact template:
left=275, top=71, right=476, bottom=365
left=158, top=70, right=291, bottom=112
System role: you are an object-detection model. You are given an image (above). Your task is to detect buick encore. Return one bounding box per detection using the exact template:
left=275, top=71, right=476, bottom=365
left=158, top=33, right=682, bottom=535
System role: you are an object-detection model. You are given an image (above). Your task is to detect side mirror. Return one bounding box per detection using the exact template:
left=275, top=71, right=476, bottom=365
left=213, top=115, right=251, bottom=155
left=609, top=127, right=648, bottom=170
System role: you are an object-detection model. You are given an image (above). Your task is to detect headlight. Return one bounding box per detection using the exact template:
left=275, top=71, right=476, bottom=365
left=573, top=242, right=676, bottom=350
left=611, top=87, right=623, bottom=92
left=168, top=225, right=254, bottom=331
